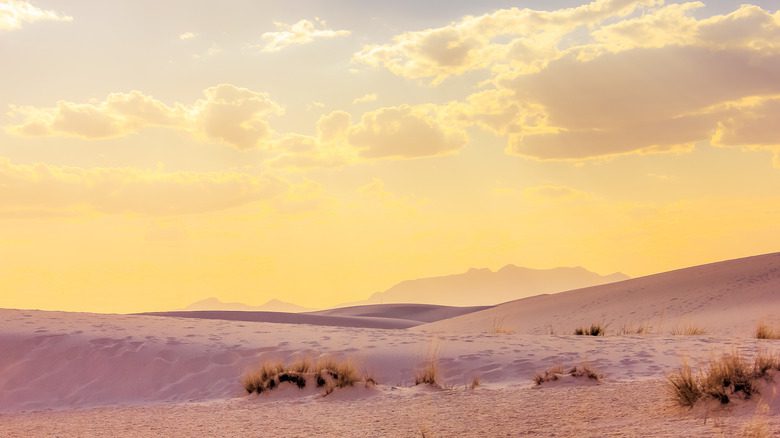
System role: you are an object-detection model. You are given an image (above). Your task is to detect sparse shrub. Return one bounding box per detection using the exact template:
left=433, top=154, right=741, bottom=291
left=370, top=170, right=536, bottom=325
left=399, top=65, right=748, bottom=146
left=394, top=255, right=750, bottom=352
left=490, top=317, right=514, bottom=334
left=568, top=365, right=602, bottom=381
left=755, top=323, right=780, bottom=340
left=242, top=357, right=366, bottom=396
left=753, top=351, right=780, bottom=378
left=667, top=362, right=702, bottom=407
left=574, top=323, right=605, bottom=336
left=701, top=353, right=756, bottom=403
left=668, top=352, right=780, bottom=407
left=533, top=364, right=601, bottom=385
left=617, top=323, right=652, bottom=335
left=670, top=325, right=707, bottom=336
left=469, top=376, right=481, bottom=389
left=415, top=361, right=439, bottom=386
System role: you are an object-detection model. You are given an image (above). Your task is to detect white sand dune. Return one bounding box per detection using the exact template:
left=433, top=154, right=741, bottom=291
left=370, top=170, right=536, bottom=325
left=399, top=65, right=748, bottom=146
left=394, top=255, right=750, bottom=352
left=139, top=309, right=420, bottom=329
left=307, top=303, right=490, bottom=323
left=418, top=252, right=780, bottom=336
left=139, top=303, right=488, bottom=330
left=2, top=253, right=780, bottom=436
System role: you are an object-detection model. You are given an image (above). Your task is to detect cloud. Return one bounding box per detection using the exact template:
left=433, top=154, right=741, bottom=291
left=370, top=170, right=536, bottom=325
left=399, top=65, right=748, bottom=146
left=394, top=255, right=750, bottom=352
left=352, top=1, right=780, bottom=166
left=0, top=0, right=72, bottom=31
left=178, top=32, right=197, bottom=40
left=257, top=18, right=350, bottom=52
left=352, top=93, right=378, bottom=104
left=0, top=157, right=286, bottom=216
left=353, top=0, right=657, bottom=84
left=7, top=84, right=284, bottom=149
left=270, top=104, right=467, bottom=169
left=504, top=45, right=780, bottom=160
left=348, top=104, right=467, bottom=159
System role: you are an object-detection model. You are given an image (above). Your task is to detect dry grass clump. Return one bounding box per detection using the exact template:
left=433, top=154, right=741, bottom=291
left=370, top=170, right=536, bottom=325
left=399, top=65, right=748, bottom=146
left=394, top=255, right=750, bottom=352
left=533, top=365, right=602, bottom=385
left=469, top=376, right=481, bottom=390
left=242, top=357, right=367, bottom=396
left=574, top=323, right=605, bottom=336
left=668, top=352, right=780, bottom=407
left=490, top=317, right=514, bottom=335
left=415, top=360, right=439, bottom=386
left=617, top=323, right=652, bottom=335
left=670, top=325, right=707, bottom=336
left=755, top=323, right=780, bottom=340
left=667, top=362, right=702, bottom=407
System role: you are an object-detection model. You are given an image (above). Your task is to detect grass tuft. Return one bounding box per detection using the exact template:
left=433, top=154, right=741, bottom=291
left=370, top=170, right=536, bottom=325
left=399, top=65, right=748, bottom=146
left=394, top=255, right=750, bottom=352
left=668, top=351, right=780, bottom=407
left=667, top=362, right=702, bottom=407
left=242, top=357, right=365, bottom=396
left=533, top=364, right=601, bottom=385
left=755, top=323, right=780, bottom=340
left=415, top=360, right=439, bottom=386
left=670, top=325, right=707, bottom=336
left=574, top=323, right=605, bottom=336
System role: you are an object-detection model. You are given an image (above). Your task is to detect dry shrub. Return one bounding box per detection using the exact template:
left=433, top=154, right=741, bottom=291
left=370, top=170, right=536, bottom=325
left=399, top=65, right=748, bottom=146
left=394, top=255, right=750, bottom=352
left=415, top=360, right=439, bottom=386
left=617, top=323, right=652, bottom=335
left=668, top=352, right=780, bottom=407
left=490, top=317, right=514, bottom=335
left=755, top=323, right=780, bottom=340
left=533, top=364, right=601, bottom=385
left=670, top=325, right=707, bottom=336
left=574, top=323, right=605, bottom=336
left=667, top=362, right=702, bottom=407
left=469, top=376, right=481, bottom=390
left=242, top=357, right=366, bottom=396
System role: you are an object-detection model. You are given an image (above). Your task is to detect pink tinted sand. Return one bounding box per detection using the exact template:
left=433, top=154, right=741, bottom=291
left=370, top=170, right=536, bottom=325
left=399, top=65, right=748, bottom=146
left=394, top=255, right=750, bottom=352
left=1, top=253, right=780, bottom=436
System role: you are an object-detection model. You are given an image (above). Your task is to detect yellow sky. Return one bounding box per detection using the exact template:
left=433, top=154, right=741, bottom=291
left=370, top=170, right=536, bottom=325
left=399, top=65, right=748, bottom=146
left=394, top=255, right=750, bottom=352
left=2, top=0, right=780, bottom=313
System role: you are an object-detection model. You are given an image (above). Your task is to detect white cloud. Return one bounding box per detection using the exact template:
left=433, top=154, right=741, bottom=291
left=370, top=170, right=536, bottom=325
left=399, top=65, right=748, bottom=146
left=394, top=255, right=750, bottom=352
left=0, top=0, right=71, bottom=31
left=352, top=93, right=378, bottom=105
left=257, top=18, right=350, bottom=52
left=178, top=32, right=197, bottom=40
left=7, top=84, right=284, bottom=150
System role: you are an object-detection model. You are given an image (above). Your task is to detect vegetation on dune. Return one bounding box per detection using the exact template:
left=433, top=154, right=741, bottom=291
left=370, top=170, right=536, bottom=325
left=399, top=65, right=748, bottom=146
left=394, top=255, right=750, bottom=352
left=668, top=352, right=780, bottom=407
left=574, top=323, right=605, bottom=336
left=242, top=357, right=369, bottom=396
left=533, top=365, right=602, bottom=385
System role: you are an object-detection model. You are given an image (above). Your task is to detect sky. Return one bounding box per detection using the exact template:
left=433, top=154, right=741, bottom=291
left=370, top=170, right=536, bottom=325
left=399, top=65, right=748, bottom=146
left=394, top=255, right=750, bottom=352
left=1, top=0, right=780, bottom=313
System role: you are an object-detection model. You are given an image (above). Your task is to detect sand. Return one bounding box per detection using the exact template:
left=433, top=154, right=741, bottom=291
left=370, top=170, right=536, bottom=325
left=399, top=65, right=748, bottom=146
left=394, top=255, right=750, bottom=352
left=2, top=253, right=780, bottom=436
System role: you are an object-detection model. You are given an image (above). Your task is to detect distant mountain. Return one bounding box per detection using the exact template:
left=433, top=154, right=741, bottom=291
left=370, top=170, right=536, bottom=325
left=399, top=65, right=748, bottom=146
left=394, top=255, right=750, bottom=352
left=183, top=297, right=311, bottom=313
left=351, top=265, right=629, bottom=307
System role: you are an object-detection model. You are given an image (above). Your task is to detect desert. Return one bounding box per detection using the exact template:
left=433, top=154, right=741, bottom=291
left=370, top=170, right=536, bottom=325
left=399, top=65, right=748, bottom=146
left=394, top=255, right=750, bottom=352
left=2, top=253, right=780, bottom=436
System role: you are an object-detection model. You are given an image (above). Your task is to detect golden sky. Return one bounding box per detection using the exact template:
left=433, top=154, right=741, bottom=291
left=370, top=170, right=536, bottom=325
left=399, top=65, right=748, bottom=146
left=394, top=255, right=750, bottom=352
left=2, top=0, right=780, bottom=313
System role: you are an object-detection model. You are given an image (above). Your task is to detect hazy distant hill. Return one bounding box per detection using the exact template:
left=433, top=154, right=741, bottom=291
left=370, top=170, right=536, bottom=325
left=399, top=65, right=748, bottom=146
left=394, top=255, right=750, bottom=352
left=183, top=297, right=310, bottom=313
left=353, top=265, right=629, bottom=307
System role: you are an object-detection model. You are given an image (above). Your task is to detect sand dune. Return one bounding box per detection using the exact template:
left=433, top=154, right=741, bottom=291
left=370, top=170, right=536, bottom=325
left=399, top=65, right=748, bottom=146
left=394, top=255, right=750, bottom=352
left=140, top=303, right=488, bottom=329
left=307, top=303, right=490, bottom=323
left=418, top=252, right=780, bottom=336
left=139, top=310, right=419, bottom=329
left=2, top=253, right=780, bottom=435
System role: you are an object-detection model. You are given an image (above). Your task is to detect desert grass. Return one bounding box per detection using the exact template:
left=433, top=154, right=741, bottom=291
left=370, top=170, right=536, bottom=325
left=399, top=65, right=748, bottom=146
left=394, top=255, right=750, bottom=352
left=574, top=323, right=605, bottom=336
left=668, top=352, right=780, bottom=407
left=490, top=316, right=514, bottom=335
left=667, top=361, right=702, bottom=407
left=670, top=324, right=707, bottom=336
left=533, top=365, right=602, bottom=385
left=617, top=322, right=652, bottom=335
left=243, top=357, right=366, bottom=396
left=469, top=376, right=481, bottom=390
left=755, top=322, right=780, bottom=340
left=415, top=360, right=439, bottom=386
